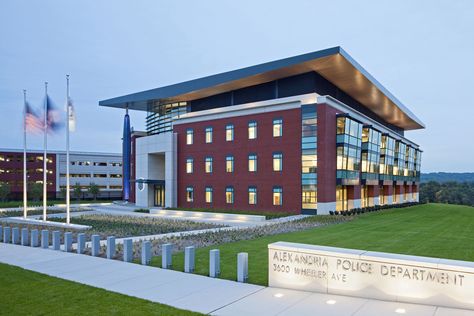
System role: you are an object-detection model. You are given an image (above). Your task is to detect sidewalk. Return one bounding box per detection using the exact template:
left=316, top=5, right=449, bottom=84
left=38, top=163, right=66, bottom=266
left=1, top=244, right=473, bottom=315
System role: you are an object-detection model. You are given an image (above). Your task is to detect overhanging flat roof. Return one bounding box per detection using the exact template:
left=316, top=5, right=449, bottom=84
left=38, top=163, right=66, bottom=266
left=99, top=46, right=424, bottom=130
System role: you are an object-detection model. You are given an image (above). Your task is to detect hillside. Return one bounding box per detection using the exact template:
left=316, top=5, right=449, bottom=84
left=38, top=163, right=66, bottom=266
left=421, top=172, right=474, bottom=183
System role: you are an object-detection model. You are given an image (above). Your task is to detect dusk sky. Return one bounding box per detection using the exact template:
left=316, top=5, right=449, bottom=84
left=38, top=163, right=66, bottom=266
left=1, top=1, right=473, bottom=172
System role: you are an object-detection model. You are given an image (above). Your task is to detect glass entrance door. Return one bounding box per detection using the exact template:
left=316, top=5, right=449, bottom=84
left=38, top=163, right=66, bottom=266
left=154, top=184, right=165, bottom=207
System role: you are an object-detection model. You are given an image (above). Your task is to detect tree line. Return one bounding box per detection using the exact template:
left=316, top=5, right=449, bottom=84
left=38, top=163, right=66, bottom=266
left=0, top=182, right=101, bottom=202
left=420, top=181, right=474, bottom=206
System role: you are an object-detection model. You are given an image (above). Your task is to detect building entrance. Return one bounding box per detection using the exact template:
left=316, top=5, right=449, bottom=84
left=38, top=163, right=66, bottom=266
left=154, top=184, right=165, bottom=207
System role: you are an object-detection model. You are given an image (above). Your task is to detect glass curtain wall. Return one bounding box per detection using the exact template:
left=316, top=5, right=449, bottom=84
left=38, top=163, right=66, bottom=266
left=301, top=105, right=317, bottom=210
left=361, top=127, right=381, bottom=181
left=393, top=141, right=407, bottom=181
left=146, top=101, right=188, bottom=135
left=414, top=150, right=422, bottom=181
left=404, top=146, right=415, bottom=180
left=379, top=134, right=395, bottom=181
left=336, top=116, right=363, bottom=183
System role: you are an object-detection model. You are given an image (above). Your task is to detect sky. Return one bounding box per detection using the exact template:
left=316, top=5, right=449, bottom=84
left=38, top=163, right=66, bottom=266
left=0, top=0, right=473, bottom=172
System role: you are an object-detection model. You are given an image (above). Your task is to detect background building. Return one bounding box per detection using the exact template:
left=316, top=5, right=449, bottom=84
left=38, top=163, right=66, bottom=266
left=0, top=149, right=123, bottom=200
left=100, top=46, right=423, bottom=214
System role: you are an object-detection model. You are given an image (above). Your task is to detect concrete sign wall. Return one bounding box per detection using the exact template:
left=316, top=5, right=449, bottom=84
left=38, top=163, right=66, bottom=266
left=268, top=242, right=474, bottom=310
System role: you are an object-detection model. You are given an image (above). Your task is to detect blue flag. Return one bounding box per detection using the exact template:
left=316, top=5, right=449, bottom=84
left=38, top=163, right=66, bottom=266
left=46, top=95, right=63, bottom=132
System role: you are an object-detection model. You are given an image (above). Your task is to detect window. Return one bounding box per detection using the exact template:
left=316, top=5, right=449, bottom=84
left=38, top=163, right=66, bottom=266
left=273, top=119, right=283, bottom=137
left=205, top=187, right=213, bottom=203
left=226, top=124, right=234, bottom=141
left=186, top=158, right=193, bottom=174
left=273, top=187, right=283, bottom=206
left=248, top=154, right=257, bottom=172
left=225, top=186, right=234, bottom=204
left=186, top=186, right=194, bottom=202
left=273, top=153, right=282, bottom=171
left=186, top=129, right=193, bottom=145
left=205, top=127, right=213, bottom=143
left=248, top=187, right=257, bottom=205
left=226, top=155, right=234, bottom=173
left=248, top=121, right=257, bottom=139
left=205, top=157, right=213, bottom=173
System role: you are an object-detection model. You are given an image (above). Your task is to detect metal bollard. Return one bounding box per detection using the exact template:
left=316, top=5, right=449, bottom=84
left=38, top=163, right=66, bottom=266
left=91, top=234, right=100, bottom=256
left=21, top=228, right=29, bottom=246
left=184, top=246, right=195, bottom=273
left=41, top=230, right=49, bottom=249
left=3, top=227, right=11, bottom=243
left=30, top=229, right=39, bottom=247
left=52, top=231, right=61, bottom=250
left=141, top=241, right=151, bottom=265
left=77, top=233, right=86, bottom=254
left=209, top=249, right=220, bottom=278
left=123, top=238, right=133, bottom=262
left=162, top=243, right=172, bottom=269
left=237, top=252, right=249, bottom=283
left=106, top=236, right=115, bottom=259
left=12, top=227, right=20, bottom=244
left=64, top=232, right=73, bottom=252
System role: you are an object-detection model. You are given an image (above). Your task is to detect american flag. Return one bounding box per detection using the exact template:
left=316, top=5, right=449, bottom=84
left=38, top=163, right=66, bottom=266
left=25, top=102, right=43, bottom=133
left=46, top=95, right=63, bottom=133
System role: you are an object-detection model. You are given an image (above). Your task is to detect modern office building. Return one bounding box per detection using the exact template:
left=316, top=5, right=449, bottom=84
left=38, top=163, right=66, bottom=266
left=100, top=47, right=423, bottom=214
left=0, top=149, right=123, bottom=200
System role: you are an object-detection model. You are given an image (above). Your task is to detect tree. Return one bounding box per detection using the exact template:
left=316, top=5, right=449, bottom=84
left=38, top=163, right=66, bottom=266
left=0, top=183, right=10, bottom=202
left=88, top=182, right=100, bottom=201
left=60, top=187, right=67, bottom=199
left=73, top=182, right=82, bottom=201
left=30, top=183, right=42, bottom=202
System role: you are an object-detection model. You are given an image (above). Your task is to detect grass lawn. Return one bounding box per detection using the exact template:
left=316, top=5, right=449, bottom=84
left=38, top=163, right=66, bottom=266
left=150, top=203, right=474, bottom=286
left=0, top=200, right=113, bottom=208
left=0, top=263, right=201, bottom=315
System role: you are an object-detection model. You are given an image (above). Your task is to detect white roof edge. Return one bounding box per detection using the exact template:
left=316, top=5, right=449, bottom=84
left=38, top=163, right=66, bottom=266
left=0, top=148, right=121, bottom=157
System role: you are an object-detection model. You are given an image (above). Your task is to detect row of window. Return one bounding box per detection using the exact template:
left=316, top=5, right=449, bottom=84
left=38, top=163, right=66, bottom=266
left=185, top=186, right=283, bottom=206
left=70, top=161, right=122, bottom=167
left=59, top=185, right=122, bottom=190
left=186, top=153, right=283, bottom=174
left=186, top=119, right=283, bottom=145
left=0, top=155, right=53, bottom=163
left=58, top=173, right=122, bottom=178
left=0, top=168, right=53, bottom=174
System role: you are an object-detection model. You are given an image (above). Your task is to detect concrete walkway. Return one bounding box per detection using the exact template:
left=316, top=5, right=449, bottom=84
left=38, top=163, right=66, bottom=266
left=1, top=243, right=473, bottom=315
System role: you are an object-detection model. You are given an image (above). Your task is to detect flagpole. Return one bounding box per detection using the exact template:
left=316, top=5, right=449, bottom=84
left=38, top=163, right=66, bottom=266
left=23, top=90, right=28, bottom=219
left=43, top=82, right=48, bottom=222
left=66, top=75, right=70, bottom=224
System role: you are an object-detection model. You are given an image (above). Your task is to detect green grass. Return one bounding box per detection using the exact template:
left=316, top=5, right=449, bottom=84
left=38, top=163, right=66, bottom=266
left=0, top=263, right=201, bottom=315
left=164, top=207, right=292, bottom=219
left=151, top=203, right=474, bottom=286
left=0, top=200, right=113, bottom=208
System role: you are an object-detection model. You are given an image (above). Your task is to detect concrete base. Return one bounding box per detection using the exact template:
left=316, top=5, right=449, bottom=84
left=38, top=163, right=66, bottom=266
left=317, top=202, right=336, bottom=215
left=150, top=209, right=266, bottom=222
left=2, top=217, right=91, bottom=230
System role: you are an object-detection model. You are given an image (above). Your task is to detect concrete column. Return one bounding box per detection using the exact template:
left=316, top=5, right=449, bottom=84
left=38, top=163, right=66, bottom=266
left=21, top=228, right=29, bottom=246
left=184, top=246, right=195, bottom=273
left=91, top=234, right=100, bottom=256
left=237, top=252, right=248, bottom=283
left=31, top=229, right=39, bottom=247
left=77, top=233, right=86, bottom=254
left=12, top=227, right=20, bottom=244
left=106, top=236, right=116, bottom=259
left=41, top=230, right=49, bottom=249
left=3, top=227, right=11, bottom=243
left=64, top=232, right=73, bottom=252
left=123, top=239, right=133, bottom=262
left=209, top=249, right=220, bottom=278
left=52, top=231, right=61, bottom=250
left=162, top=243, right=172, bottom=269
left=141, top=241, right=151, bottom=265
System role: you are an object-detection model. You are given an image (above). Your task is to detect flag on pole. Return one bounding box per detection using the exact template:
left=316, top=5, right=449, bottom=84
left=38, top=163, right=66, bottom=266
left=46, top=95, right=63, bottom=132
left=25, top=102, right=43, bottom=133
left=67, top=98, right=76, bottom=132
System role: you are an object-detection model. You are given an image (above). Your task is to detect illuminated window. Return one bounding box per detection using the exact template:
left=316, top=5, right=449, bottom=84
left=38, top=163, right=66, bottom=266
left=273, top=187, right=282, bottom=206
left=186, top=129, right=193, bottom=145
left=186, top=158, right=193, bottom=174
left=205, top=157, right=213, bottom=173
left=226, top=155, right=234, bottom=173
left=273, top=118, right=282, bottom=137
left=205, top=187, right=213, bottom=203
left=248, top=121, right=257, bottom=139
left=248, top=187, right=257, bottom=205
left=225, top=186, right=234, bottom=204
left=248, top=154, right=257, bottom=172
left=205, top=127, right=213, bottom=143
left=226, top=124, right=234, bottom=141
left=273, top=153, right=282, bottom=171
left=186, top=186, right=194, bottom=202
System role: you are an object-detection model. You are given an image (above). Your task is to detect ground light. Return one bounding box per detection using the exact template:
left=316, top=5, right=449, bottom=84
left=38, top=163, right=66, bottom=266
left=273, top=293, right=284, bottom=298
left=395, top=308, right=406, bottom=314
left=326, top=299, right=337, bottom=305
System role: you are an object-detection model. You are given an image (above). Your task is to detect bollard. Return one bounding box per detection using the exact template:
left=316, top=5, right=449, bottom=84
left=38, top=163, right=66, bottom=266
left=123, top=238, right=133, bottom=262
left=41, top=230, right=49, bottom=249
left=64, top=232, right=73, bottom=252
left=141, top=241, right=151, bottom=265
left=3, top=227, right=11, bottom=243
left=12, top=227, right=20, bottom=244
left=52, top=231, right=61, bottom=250
left=162, top=243, right=172, bottom=269
left=91, top=234, right=100, bottom=256
left=106, top=236, right=116, bottom=259
left=31, top=229, right=39, bottom=247
left=184, top=246, right=195, bottom=273
left=77, top=233, right=86, bottom=254
left=21, top=228, right=29, bottom=246
left=209, top=249, right=220, bottom=278
left=237, top=252, right=249, bottom=283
